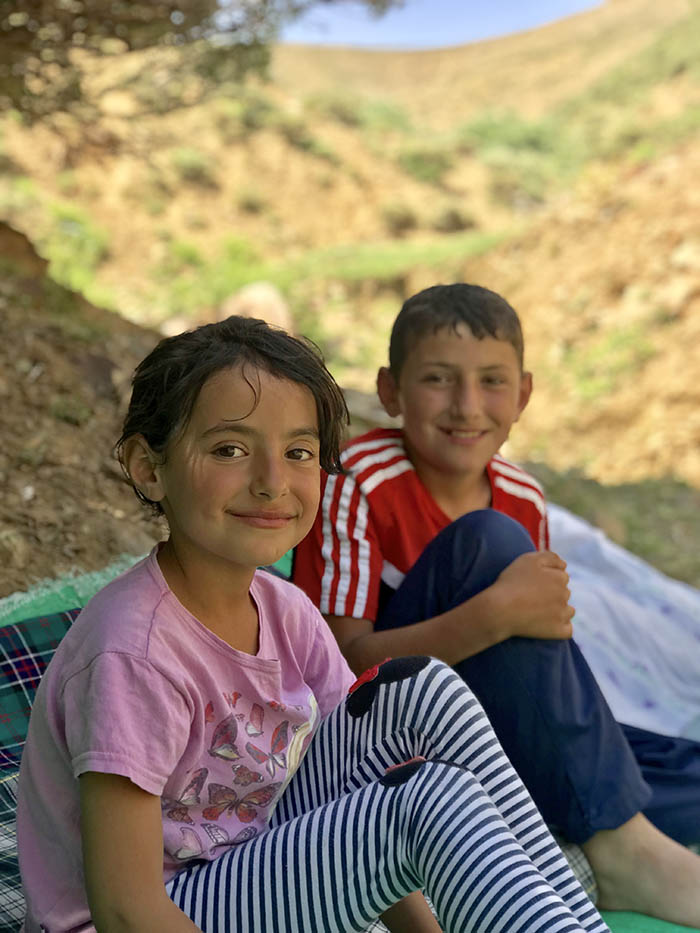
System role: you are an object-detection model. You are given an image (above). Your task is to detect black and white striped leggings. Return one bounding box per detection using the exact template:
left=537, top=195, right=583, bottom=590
left=167, top=658, right=609, bottom=932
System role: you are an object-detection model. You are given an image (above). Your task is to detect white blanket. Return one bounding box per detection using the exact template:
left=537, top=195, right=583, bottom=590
left=548, top=504, right=700, bottom=741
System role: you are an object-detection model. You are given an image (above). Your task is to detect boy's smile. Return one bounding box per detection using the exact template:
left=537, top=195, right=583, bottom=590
left=378, top=324, right=532, bottom=506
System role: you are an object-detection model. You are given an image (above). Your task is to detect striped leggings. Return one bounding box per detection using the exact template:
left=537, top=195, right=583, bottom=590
left=166, top=658, right=609, bottom=933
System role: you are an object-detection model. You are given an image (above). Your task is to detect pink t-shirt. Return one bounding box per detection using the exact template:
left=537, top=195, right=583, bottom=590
left=17, top=550, right=354, bottom=933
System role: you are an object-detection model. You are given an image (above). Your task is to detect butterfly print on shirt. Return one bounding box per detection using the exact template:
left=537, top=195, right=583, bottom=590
left=161, top=767, right=208, bottom=824
left=202, top=781, right=282, bottom=822
left=245, top=702, right=264, bottom=736
left=208, top=713, right=242, bottom=760
left=246, top=720, right=289, bottom=778
left=231, top=763, right=264, bottom=786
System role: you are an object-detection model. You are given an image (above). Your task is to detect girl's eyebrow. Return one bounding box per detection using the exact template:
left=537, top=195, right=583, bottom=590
left=201, top=422, right=319, bottom=440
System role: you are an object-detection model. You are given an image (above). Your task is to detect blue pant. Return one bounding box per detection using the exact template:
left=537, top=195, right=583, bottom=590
left=374, top=509, right=700, bottom=845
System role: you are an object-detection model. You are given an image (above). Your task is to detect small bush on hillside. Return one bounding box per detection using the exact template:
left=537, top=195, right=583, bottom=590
left=381, top=202, right=419, bottom=237
left=275, top=115, right=340, bottom=164
left=358, top=100, right=412, bottom=133
left=397, top=146, right=453, bottom=185
left=170, top=147, right=219, bottom=188
left=459, top=112, right=562, bottom=155
left=486, top=149, right=551, bottom=209
left=307, top=94, right=362, bottom=127
left=307, top=94, right=411, bottom=134
left=432, top=205, right=476, bottom=233
left=237, top=187, right=267, bottom=214
left=213, top=92, right=277, bottom=139
left=44, top=203, right=110, bottom=293
left=157, top=238, right=204, bottom=278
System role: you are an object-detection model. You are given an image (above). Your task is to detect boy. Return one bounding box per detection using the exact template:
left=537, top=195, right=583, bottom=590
left=294, top=283, right=700, bottom=928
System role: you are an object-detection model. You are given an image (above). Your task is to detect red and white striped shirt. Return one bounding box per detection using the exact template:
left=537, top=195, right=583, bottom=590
left=294, top=428, right=549, bottom=622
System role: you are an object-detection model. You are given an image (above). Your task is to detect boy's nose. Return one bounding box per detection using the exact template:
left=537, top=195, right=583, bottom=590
left=450, top=381, right=482, bottom=416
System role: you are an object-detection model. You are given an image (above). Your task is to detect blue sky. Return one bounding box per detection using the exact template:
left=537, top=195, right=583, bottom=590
left=281, top=0, right=601, bottom=49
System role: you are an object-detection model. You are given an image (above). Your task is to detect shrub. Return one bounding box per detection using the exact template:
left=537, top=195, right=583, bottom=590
left=237, top=188, right=267, bottom=214
left=397, top=146, right=453, bottom=185
left=381, top=202, right=419, bottom=237
left=432, top=205, right=476, bottom=233
left=44, top=204, right=110, bottom=293
left=170, top=147, right=218, bottom=188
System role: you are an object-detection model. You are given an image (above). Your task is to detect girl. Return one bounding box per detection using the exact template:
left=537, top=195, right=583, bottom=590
left=17, top=316, right=609, bottom=932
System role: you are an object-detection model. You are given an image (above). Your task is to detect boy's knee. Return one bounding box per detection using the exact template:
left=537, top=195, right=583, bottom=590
left=447, top=509, right=535, bottom=559
left=346, top=656, right=433, bottom=718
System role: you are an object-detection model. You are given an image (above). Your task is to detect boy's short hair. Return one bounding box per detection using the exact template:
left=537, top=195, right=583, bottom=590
left=116, top=315, right=349, bottom=513
left=389, top=283, right=524, bottom=376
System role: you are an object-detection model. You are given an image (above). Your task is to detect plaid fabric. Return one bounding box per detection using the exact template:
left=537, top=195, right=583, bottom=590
left=0, top=772, right=22, bottom=933
left=0, top=609, right=81, bottom=932
left=0, top=608, right=80, bottom=776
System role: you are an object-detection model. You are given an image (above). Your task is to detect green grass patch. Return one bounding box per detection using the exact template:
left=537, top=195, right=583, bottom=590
left=307, top=94, right=412, bottom=134
left=565, top=326, right=657, bottom=401
left=527, top=463, right=700, bottom=587
left=397, top=145, right=454, bottom=185
left=170, top=147, right=219, bottom=188
left=155, top=229, right=507, bottom=318
left=42, top=203, right=110, bottom=296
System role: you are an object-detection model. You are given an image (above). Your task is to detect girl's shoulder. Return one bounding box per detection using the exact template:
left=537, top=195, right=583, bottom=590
left=51, top=550, right=169, bottom=675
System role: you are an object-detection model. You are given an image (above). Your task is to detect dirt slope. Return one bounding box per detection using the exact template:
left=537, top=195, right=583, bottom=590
left=0, top=223, right=164, bottom=597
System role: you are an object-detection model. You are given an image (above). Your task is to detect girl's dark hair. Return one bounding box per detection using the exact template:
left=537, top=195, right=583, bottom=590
left=115, top=316, right=349, bottom=513
left=389, top=283, right=524, bottom=376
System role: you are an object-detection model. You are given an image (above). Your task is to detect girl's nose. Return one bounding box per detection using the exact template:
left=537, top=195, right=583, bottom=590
left=250, top=453, right=287, bottom=499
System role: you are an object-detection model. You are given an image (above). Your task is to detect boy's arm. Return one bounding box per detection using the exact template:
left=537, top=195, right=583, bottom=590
left=327, top=549, right=574, bottom=675
left=80, top=771, right=201, bottom=932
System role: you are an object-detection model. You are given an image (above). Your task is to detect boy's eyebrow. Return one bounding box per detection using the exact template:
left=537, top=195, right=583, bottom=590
left=201, top=422, right=320, bottom=440
left=417, top=361, right=512, bottom=371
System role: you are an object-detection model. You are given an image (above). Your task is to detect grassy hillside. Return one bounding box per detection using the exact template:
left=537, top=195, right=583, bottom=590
left=1, top=0, right=699, bottom=590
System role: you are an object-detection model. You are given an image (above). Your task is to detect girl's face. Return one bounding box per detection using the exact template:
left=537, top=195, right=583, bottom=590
left=149, top=366, right=321, bottom=576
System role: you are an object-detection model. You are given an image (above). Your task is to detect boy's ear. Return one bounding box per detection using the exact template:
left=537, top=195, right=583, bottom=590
left=122, top=435, right=166, bottom=503
left=376, top=366, right=402, bottom=418
left=514, top=371, right=533, bottom=422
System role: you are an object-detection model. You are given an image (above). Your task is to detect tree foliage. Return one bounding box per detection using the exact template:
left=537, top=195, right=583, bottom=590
left=0, top=0, right=400, bottom=121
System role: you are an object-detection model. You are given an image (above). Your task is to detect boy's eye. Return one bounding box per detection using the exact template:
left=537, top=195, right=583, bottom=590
left=214, top=444, right=246, bottom=459
left=286, top=447, right=316, bottom=462
left=422, top=372, right=451, bottom=384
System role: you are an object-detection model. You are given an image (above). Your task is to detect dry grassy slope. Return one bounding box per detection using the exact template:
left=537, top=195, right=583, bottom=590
left=272, top=0, right=693, bottom=126
left=1, top=0, right=697, bottom=327
left=461, top=141, right=700, bottom=489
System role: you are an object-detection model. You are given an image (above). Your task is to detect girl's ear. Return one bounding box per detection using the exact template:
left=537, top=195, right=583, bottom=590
left=122, top=435, right=166, bottom=503
left=376, top=366, right=402, bottom=418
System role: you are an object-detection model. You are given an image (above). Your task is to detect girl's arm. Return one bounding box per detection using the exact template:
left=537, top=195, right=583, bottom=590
left=80, top=771, right=201, bottom=933
left=381, top=891, right=442, bottom=932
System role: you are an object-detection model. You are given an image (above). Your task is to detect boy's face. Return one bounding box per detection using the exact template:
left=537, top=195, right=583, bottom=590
left=377, top=324, right=532, bottom=486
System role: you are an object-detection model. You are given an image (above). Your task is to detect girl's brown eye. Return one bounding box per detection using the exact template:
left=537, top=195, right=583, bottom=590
left=215, top=445, right=245, bottom=458
left=287, top=448, right=314, bottom=461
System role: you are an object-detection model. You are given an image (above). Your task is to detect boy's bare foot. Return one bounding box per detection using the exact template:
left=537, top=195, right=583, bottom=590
left=582, top=813, right=700, bottom=929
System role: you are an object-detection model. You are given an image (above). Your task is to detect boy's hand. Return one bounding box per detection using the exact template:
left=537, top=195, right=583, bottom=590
left=490, top=550, right=575, bottom=641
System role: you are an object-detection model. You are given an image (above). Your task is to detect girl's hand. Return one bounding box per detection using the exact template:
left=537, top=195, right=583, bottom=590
left=80, top=772, right=201, bottom=932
